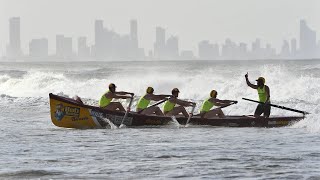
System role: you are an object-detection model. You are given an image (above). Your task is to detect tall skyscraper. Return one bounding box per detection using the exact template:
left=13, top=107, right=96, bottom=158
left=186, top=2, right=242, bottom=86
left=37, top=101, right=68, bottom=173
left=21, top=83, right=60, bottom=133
left=78, top=36, right=90, bottom=58
left=6, top=17, right=22, bottom=58
left=56, top=35, right=73, bottom=59
left=166, top=36, right=179, bottom=59
left=130, top=19, right=138, bottom=48
left=154, top=27, right=166, bottom=59
left=300, top=20, right=317, bottom=58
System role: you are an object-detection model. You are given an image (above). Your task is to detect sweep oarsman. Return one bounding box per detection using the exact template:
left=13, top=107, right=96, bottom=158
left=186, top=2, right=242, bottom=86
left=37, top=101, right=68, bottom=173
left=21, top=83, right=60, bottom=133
left=136, top=87, right=171, bottom=115
left=245, top=73, right=271, bottom=117
left=99, top=83, right=134, bottom=111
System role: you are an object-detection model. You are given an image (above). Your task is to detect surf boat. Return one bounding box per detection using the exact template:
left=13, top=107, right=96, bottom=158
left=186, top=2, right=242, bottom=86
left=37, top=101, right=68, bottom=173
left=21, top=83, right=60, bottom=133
left=49, top=93, right=304, bottom=129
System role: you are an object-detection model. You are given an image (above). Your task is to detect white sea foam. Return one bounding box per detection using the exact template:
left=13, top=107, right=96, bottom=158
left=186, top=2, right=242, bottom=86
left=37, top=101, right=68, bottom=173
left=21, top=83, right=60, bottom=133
left=0, top=61, right=319, bottom=132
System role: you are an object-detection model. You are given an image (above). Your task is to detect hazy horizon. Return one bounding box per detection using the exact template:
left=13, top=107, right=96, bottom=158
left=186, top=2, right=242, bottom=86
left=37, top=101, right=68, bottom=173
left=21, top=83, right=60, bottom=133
left=1, top=0, right=320, bottom=56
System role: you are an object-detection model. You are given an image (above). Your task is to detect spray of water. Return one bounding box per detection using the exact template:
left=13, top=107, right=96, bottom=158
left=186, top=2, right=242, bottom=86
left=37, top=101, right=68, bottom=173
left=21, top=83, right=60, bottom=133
left=0, top=62, right=319, bottom=132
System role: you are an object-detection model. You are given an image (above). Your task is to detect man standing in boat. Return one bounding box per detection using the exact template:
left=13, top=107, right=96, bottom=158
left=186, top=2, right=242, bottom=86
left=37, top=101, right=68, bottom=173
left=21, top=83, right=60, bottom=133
left=245, top=73, right=271, bottom=117
left=200, top=90, right=237, bottom=118
left=136, top=87, right=171, bottom=115
left=163, top=88, right=195, bottom=117
left=99, top=83, right=134, bottom=112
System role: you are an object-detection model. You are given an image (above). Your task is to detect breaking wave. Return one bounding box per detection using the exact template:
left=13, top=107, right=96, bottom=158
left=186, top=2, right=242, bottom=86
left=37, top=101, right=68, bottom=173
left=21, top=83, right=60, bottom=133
left=0, top=61, right=319, bottom=132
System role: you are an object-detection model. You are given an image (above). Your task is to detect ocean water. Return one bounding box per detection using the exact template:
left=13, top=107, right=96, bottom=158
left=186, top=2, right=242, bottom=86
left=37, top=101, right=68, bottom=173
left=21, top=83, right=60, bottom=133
left=0, top=60, right=319, bottom=179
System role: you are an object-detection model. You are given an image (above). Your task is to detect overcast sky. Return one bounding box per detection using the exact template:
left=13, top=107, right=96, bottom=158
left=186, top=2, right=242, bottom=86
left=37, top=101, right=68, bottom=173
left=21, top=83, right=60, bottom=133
left=0, top=0, right=319, bottom=55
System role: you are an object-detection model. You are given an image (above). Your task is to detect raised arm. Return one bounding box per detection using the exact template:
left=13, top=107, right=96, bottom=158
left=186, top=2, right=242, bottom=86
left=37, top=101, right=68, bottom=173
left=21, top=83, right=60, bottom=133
left=245, top=73, right=258, bottom=89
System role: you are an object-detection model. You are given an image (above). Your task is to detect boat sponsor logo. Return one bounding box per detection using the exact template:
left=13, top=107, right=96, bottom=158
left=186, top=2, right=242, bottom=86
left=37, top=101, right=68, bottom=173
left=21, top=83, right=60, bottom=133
left=54, top=103, right=80, bottom=121
left=90, top=110, right=104, bottom=118
left=54, top=103, right=65, bottom=121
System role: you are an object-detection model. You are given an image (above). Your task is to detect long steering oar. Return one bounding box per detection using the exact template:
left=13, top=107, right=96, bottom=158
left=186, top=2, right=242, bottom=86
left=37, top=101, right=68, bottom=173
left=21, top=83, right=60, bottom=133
left=185, top=104, right=196, bottom=127
left=242, top=98, right=310, bottom=115
left=137, top=98, right=168, bottom=114
left=119, top=96, right=134, bottom=128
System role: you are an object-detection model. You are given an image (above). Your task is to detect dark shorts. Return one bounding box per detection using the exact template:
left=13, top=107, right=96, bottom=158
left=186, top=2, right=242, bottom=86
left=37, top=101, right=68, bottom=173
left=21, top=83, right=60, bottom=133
left=254, top=103, right=271, bottom=118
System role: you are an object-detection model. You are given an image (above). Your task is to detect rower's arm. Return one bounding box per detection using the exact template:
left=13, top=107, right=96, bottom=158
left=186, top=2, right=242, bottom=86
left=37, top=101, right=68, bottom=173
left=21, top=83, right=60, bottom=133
left=175, top=99, right=194, bottom=107
left=116, top=91, right=134, bottom=96
left=265, top=86, right=270, bottom=103
left=113, top=94, right=132, bottom=99
left=150, top=94, right=171, bottom=101
left=211, top=98, right=230, bottom=106
left=245, top=73, right=258, bottom=89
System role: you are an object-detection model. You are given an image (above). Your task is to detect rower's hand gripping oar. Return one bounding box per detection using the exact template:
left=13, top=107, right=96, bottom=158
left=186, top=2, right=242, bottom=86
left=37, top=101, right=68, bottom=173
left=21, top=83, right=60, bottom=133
left=185, top=103, right=196, bottom=127
left=119, top=95, right=134, bottom=128
left=242, top=98, right=310, bottom=115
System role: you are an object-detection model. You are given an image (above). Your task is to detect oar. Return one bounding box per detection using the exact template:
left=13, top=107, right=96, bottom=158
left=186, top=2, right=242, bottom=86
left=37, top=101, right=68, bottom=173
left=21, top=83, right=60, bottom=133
left=137, top=98, right=168, bottom=114
left=119, top=96, right=134, bottom=128
left=193, top=101, right=237, bottom=117
left=185, top=104, right=196, bottom=127
left=242, top=98, right=310, bottom=115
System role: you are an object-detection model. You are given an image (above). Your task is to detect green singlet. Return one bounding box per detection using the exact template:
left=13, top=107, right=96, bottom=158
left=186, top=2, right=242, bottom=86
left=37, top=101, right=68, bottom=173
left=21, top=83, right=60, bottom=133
left=163, top=99, right=176, bottom=113
left=99, top=91, right=113, bottom=108
left=257, top=86, right=268, bottom=103
left=200, top=98, right=215, bottom=112
left=137, top=94, right=151, bottom=110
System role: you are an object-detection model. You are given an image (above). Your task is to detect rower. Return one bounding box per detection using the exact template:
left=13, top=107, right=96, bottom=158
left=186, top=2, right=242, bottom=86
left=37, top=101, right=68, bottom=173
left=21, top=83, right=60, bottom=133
left=99, top=83, right=134, bottom=111
left=136, top=87, right=171, bottom=115
left=245, top=73, right=271, bottom=117
left=163, top=88, right=195, bottom=117
left=200, top=90, right=236, bottom=118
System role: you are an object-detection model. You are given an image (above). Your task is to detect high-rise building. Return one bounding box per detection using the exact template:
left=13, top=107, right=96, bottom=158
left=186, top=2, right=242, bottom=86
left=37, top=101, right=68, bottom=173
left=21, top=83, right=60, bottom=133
left=154, top=27, right=166, bottom=59
left=130, top=19, right=138, bottom=48
left=6, top=17, right=22, bottom=58
left=56, top=35, right=73, bottom=59
left=300, top=20, right=317, bottom=58
left=280, top=40, right=290, bottom=58
left=78, top=36, right=90, bottom=58
left=291, top=38, right=297, bottom=57
left=29, top=38, right=48, bottom=58
left=166, top=36, right=179, bottom=59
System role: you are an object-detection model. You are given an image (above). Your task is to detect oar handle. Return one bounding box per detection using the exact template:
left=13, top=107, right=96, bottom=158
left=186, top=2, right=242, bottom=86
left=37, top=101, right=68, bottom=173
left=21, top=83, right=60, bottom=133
left=242, top=98, right=310, bottom=115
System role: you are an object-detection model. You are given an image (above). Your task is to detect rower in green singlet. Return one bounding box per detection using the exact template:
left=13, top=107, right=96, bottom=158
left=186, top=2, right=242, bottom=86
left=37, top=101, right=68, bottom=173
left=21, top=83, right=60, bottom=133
left=99, top=83, right=134, bottom=112
left=200, top=90, right=237, bottom=118
left=136, top=87, right=171, bottom=115
left=163, top=88, right=195, bottom=117
left=245, top=73, right=271, bottom=117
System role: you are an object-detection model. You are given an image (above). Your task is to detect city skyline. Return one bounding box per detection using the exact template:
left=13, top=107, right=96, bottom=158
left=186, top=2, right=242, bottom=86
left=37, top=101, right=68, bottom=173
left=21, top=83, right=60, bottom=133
left=2, top=16, right=320, bottom=61
left=1, top=0, right=320, bottom=56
